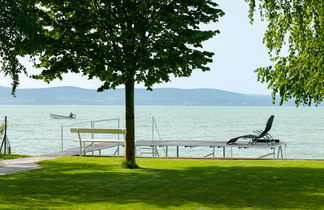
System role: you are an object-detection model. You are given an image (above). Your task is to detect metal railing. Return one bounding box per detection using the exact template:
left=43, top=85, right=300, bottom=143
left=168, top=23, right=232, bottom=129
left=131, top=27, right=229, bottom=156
left=151, top=116, right=162, bottom=156
left=60, top=116, right=162, bottom=157
left=152, top=116, right=162, bottom=141
left=60, top=118, right=120, bottom=156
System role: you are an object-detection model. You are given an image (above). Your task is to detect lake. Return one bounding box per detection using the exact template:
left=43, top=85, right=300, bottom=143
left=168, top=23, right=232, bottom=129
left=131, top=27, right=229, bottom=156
left=0, top=105, right=323, bottom=159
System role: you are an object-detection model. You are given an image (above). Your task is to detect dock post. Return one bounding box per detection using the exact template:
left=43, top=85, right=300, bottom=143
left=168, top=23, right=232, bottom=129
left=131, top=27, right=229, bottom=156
left=91, top=121, right=94, bottom=139
left=61, top=126, right=64, bottom=156
left=91, top=121, right=94, bottom=155
left=277, top=146, right=283, bottom=158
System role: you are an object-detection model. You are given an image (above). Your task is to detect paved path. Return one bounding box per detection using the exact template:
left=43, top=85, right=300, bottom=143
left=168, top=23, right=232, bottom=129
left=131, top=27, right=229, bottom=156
left=0, top=156, right=56, bottom=175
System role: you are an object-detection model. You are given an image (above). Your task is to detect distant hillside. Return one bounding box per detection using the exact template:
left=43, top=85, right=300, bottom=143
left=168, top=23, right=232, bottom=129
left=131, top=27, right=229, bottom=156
left=0, top=86, right=287, bottom=106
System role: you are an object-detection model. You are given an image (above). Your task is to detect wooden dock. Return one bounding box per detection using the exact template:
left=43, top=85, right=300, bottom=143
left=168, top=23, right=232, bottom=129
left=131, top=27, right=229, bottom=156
left=137, top=140, right=286, bottom=158
left=46, top=142, right=120, bottom=157
left=46, top=140, right=286, bottom=159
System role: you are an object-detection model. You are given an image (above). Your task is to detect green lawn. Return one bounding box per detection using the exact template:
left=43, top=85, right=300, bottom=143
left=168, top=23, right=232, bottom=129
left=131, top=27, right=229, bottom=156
left=0, top=157, right=323, bottom=209
left=0, top=154, right=29, bottom=160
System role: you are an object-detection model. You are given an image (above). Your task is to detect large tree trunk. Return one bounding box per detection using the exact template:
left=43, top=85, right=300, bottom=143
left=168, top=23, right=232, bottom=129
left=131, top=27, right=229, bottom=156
left=124, top=78, right=138, bottom=168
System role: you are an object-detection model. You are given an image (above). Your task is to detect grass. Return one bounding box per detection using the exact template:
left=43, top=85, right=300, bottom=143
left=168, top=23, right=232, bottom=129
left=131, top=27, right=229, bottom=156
left=0, top=154, right=29, bottom=160
left=0, top=157, right=324, bottom=209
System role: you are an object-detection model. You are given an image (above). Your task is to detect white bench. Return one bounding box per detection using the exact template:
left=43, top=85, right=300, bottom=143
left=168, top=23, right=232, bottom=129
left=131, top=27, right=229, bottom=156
left=70, top=128, right=126, bottom=156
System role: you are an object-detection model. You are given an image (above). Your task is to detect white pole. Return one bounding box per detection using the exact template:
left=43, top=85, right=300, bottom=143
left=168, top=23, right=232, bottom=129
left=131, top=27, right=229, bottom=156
left=152, top=116, right=154, bottom=141
left=61, top=126, right=64, bottom=157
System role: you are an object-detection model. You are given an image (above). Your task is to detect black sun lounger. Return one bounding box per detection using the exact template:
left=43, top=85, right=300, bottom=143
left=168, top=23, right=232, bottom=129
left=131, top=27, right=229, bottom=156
left=227, top=115, right=279, bottom=145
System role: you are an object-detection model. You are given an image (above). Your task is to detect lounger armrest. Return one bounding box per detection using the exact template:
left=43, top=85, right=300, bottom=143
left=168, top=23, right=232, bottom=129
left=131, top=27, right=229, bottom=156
left=227, top=134, right=259, bottom=145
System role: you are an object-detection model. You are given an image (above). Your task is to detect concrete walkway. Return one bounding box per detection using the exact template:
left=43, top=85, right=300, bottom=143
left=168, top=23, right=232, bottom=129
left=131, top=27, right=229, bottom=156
left=0, top=156, right=56, bottom=175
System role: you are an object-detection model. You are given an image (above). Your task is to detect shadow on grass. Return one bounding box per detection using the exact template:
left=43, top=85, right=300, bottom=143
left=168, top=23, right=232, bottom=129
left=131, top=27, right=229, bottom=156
left=0, top=154, right=30, bottom=160
left=0, top=158, right=323, bottom=209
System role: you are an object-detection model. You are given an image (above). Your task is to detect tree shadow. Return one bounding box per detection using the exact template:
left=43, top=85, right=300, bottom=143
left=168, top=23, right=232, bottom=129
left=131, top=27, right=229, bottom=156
left=0, top=158, right=323, bottom=209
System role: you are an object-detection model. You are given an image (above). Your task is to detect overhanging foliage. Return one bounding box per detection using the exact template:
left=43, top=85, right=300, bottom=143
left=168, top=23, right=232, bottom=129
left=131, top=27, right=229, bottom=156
left=246, top=0, right=323, bottom=105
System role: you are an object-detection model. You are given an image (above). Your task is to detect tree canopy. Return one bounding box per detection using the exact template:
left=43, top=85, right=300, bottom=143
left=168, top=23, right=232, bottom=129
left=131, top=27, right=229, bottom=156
left=32, top=0, right=223, bottom=90
left=0, top=0, right=43, bottom=92
left=246, top=0, right=324, bottom=105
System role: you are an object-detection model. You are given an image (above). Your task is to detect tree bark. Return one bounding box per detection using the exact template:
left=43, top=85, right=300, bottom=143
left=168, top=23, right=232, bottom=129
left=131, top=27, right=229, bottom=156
left=124, top=77, right=137, bottom=168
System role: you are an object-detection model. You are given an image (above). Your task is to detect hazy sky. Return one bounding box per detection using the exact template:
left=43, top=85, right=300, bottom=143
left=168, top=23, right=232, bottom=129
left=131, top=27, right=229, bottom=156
left=0, top=1, right=272, bottom=95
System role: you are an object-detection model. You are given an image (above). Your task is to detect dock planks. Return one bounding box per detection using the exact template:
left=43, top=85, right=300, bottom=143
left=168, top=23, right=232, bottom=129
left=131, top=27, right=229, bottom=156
left=45, top=140, right=286, bottom=158
left=45, top=142, right=120, bottom=157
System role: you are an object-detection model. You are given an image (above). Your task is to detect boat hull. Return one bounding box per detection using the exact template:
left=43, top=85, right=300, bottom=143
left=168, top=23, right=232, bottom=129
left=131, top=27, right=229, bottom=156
left=49, top=114, right=76, bottom=119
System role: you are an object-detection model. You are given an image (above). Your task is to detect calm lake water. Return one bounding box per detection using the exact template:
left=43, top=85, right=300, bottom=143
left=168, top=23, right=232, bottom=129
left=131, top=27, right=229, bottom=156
left=0, top=105, right=323, bottom=159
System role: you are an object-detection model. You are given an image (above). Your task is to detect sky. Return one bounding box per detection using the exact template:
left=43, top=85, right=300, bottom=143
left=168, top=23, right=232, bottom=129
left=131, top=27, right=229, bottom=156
left=0, top=1, right=272, bottom=95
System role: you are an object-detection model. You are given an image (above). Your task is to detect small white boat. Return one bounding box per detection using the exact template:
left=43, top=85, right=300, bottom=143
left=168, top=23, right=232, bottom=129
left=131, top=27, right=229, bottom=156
left=50, top=113, right=76, bottom=119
